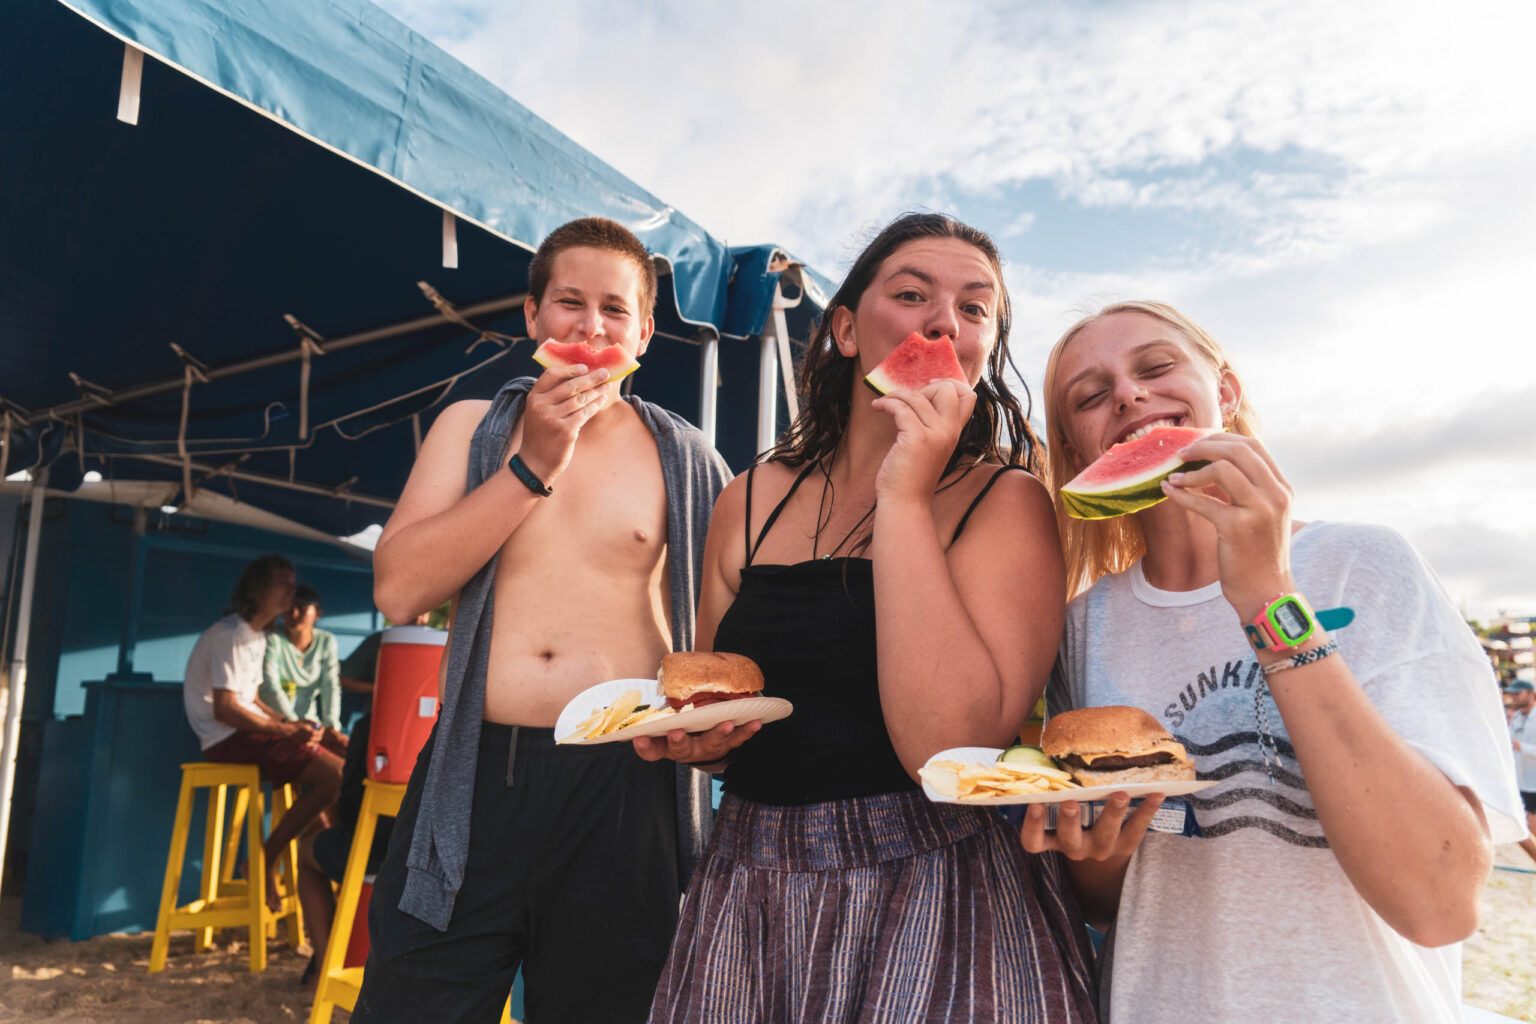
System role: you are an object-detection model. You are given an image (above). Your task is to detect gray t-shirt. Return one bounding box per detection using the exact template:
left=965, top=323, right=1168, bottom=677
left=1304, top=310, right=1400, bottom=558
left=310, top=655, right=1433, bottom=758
left=1051, top=521, right=1523, bottom=1024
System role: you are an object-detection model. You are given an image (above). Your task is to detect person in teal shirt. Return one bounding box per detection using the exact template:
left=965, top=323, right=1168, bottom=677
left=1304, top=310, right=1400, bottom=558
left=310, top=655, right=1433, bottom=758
left=261, top=584, right=346, bottom=754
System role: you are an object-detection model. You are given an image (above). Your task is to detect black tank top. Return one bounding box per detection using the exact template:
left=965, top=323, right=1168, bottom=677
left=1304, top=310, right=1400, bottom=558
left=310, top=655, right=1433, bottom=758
left=718, top=461, right=1024, bottom=805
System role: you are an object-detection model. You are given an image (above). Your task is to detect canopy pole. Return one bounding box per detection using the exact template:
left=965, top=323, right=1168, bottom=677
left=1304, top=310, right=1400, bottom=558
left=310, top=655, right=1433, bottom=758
left=116, top=506, right=148, bottom=677
left=0, top=470, right=48, bottom=897
left=698, top=338, right=719, bottom=446
left=772, top=285, right=801, bottom=425
left=23, top=291, right=529, bottom=429
left=755, top=331, right=777, bottom=455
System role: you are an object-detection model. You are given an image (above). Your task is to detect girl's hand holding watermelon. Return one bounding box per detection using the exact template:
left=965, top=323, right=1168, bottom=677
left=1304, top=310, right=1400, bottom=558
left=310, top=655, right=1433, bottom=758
left=869, top=378, right=977, bottom=505
left=515, top=360, right=613, bottom=483
left=1157, top=430, right=1297, bottom=625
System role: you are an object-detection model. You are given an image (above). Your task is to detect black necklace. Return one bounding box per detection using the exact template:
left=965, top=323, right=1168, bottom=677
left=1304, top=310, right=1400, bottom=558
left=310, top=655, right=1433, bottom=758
left=812, top=453, right=876, bottom=560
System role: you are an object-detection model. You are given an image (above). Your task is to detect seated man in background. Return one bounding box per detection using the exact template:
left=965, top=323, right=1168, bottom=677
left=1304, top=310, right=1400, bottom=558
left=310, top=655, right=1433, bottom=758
left=182, top=554, right=342, bottom=925
left=260, top=583, right=346, bottom=755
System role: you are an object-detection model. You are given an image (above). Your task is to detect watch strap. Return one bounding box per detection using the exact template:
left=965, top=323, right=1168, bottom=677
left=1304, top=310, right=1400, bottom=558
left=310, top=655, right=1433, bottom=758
left=507, top=452, right=552, bottom=496
left=1317, top=606, right=1354, bottom=631
left=1244, top=593, right=1319, bottom=652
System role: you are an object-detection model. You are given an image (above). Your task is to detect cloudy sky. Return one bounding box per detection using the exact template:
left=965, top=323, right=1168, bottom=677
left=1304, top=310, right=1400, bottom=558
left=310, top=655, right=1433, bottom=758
left=378, top=0, right=1536, bottom=619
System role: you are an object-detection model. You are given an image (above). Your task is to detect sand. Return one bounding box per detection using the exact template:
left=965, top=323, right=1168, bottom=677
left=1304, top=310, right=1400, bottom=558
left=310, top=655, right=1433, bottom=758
left=3, top=849, right=1534, bottom=1023
left=1465, top=846, right=1536, bottom=1021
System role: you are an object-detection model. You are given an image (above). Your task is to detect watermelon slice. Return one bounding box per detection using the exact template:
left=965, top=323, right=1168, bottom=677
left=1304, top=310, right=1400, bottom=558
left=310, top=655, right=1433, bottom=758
left=531, top=340, right=640, bottom=383
left=1061, top=425, right=1217, bottom=520
left=863, top=332, right=967, bottom=395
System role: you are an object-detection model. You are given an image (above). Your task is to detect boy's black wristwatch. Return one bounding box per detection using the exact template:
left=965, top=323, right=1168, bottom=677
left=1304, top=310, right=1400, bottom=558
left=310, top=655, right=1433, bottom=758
left=507, top=452, right=553, bottom=496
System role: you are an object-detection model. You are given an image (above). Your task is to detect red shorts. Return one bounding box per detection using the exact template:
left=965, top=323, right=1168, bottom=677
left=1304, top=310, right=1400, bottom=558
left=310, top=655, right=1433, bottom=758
left=204, top=729, right=324, bottom=786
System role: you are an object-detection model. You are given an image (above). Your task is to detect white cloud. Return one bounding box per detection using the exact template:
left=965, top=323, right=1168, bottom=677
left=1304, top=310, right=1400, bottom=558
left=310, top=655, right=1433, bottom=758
left=376, top=0, right=1536, bottom=615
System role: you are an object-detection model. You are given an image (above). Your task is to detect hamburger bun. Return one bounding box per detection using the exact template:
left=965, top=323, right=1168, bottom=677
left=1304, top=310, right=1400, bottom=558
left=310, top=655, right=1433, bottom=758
left=1041, top=705, right=1196, bottom=786
left=658, top=651, right=764, bottom=709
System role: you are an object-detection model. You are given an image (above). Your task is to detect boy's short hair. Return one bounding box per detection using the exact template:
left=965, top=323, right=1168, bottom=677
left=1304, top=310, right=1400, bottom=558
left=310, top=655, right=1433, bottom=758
left=291, top=584, right=322, bottom=614
left=527, top=217, right=658, bottom=320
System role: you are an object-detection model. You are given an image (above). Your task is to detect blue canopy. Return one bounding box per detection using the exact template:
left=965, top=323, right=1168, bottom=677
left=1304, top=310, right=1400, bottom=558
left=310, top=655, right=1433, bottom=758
left=0, top=0, right=827, bottom=537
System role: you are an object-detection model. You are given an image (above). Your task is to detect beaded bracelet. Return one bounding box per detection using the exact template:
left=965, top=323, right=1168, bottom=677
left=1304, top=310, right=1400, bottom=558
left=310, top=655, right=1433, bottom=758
left=1262, top=638, right=1340, bottom=678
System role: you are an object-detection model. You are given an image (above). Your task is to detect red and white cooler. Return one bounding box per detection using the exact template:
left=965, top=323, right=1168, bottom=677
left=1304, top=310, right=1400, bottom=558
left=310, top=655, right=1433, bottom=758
left=369, top=625, right=447, bottom=783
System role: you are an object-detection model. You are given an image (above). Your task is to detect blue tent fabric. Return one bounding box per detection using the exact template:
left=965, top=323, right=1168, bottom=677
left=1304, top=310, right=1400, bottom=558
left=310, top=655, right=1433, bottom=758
left=0, top=0, right=828, bottom=536
left=61, top=0, right=734, bottom=331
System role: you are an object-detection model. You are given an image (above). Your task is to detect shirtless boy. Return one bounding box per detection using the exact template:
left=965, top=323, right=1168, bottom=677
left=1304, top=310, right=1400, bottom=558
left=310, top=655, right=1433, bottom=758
left=356, top=218, right=735, bottom=1023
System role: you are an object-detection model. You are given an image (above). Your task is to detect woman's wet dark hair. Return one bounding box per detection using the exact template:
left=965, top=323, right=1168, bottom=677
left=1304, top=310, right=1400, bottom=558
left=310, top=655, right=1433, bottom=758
left=762, top=212, right=1041, bottom=478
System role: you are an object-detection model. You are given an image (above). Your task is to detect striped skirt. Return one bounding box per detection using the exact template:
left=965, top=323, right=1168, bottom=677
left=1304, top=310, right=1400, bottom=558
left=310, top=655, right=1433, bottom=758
left=648, top=791, right=1098, bottom=1024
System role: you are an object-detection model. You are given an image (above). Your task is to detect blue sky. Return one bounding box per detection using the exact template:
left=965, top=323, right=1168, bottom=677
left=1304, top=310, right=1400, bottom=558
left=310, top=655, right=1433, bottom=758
left=377, top=0, right=1536, bottom=619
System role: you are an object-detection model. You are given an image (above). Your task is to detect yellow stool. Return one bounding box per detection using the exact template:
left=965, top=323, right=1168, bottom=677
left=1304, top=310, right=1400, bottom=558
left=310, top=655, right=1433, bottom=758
left=150, top=762, right=304, bottom=973
left=309, top=779, right=515, bottom=1024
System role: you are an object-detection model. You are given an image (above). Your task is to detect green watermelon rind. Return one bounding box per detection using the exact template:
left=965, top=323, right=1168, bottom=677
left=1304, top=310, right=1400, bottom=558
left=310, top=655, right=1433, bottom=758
left=1062, top=458, right=1210, bottom=520
left=532, top=340, right=641, bottom=383
left=1062, top=459, right=1211, bottom=518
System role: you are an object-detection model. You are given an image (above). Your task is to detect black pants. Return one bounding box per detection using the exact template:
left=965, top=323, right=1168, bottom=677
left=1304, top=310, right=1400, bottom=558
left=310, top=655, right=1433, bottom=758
left=354, top=723, right=681, bottom=1024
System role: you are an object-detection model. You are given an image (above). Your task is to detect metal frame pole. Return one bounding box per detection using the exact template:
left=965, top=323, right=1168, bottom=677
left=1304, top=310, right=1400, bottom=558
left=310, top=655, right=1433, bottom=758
left=0, top=471, right=48, bottom=895
left=698, top=336, right=719, bottom=446
left=756, top=330, right=778, bottom=455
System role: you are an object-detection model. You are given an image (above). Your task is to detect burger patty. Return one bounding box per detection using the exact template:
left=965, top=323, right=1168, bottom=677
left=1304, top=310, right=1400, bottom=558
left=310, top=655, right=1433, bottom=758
left=665, top=691, right=757, bottom=710
left=1060, top=751, right=1177, bottom=771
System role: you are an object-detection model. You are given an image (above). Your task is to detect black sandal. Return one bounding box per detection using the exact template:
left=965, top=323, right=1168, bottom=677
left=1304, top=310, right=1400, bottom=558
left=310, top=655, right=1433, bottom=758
left=299, top=953, right=318, bottom=988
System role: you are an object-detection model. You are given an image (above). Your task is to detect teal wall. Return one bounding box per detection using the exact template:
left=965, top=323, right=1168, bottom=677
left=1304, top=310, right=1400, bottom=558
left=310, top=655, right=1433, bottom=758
left=9, top=496, right=377, bottom=932
left=41, top=502, right=378, bottom=719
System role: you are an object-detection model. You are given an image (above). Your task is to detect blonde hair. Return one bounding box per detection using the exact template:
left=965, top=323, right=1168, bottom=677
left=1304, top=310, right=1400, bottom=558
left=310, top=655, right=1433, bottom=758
left=1042, top=300, right=1261, bottom=598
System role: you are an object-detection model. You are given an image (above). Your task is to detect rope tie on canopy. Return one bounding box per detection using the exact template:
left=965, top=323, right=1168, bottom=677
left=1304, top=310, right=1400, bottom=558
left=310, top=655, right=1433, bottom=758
left=68, top=373, right=115, bottom=407
left=329, top=476, right=358, bottom=509
left=170, top=344, right=210, bottom=502
left=284, top=315, right=327, bottom=440
left=417, top=281, right=522, bottom=355
left=66, top=374, right=118, bottom=473
left=199, top=455, right=249, bottom=504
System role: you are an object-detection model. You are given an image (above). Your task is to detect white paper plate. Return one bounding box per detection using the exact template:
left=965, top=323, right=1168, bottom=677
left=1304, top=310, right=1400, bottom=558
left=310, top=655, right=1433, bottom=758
left=920, top=746, right=1216, bottom=805
left=553, top=677, right=793, bottom=746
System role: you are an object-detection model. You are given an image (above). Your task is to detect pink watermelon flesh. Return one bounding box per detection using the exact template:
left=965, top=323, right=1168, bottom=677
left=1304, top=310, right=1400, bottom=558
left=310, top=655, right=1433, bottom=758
left=1062, top=425, right=1217, bottom=520
left=863, top=332, right=967, bottom=395
left=532, top=340, right=640, bottom=382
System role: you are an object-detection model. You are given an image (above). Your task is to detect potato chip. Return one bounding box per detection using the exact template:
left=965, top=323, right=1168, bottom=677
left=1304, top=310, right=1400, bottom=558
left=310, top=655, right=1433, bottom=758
left=921, top=755, right=1079, bottom=802
left=613, top=704, right=678, bottom=731
left=602, top=689, right=643, bottom=732
left=918, top=764, right=962, bottom=799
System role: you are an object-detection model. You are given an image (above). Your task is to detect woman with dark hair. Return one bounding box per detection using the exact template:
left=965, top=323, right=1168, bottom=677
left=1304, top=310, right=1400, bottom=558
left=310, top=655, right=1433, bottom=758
left=637, top=213, right=1097, bottom=1022
left=1025, top=300, right=1522, bottom=1022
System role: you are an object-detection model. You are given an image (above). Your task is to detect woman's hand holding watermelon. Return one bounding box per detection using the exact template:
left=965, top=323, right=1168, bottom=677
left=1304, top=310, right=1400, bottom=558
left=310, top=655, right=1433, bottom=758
left=515, top=362, right=613, bottom=483
left=870, top=378, right=976, bottom=505
left=1157, top=431, right=1298, bottom=623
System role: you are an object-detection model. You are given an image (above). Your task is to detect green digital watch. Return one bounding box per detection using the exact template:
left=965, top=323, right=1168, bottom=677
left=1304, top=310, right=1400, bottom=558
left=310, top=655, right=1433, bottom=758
left=1244, top=593, right=1319, bottom=652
